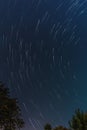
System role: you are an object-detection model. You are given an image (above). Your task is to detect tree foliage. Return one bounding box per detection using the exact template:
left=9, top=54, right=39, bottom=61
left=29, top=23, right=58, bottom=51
left=54, top=126, right=68, bottom=130
left=44, top=123, right=52, bottom=130
left=44, top=123, right=68, bottom=130
left=0, top=82, right=25, bottom=130
left=69, top=108, right=87, bottom=130
left=44, top=109, right=87, bottom=130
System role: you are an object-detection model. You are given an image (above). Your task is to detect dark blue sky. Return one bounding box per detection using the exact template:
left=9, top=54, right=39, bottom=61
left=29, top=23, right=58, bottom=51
left=0, top=0, right=87, bottom=130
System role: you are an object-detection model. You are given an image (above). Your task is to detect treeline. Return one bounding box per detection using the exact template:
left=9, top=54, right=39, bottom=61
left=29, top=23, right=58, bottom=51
left=44, top=109, right=87, bottom=130
left=0, top=81, right=87, bottom=130
left=0, top=82, right=25, bottom=130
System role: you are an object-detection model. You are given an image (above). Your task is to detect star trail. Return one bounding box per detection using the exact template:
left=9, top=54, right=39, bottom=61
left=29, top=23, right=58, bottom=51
left=0, top=0, right=87, bottom=130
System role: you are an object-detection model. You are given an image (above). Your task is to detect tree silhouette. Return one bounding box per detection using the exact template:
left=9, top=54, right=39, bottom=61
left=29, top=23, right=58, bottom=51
left=0, top=82, right=25, bottom=130
left=54, top=126, right=68, bottom=130
left=44, top=123, right=52, bottom=130
left=69, top=108, right=87, bottom=130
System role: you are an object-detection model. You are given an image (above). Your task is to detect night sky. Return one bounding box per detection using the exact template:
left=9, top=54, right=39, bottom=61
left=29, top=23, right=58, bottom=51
left=0, top=0, right=87, bottom=130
